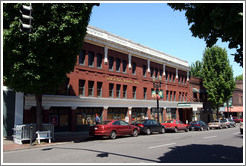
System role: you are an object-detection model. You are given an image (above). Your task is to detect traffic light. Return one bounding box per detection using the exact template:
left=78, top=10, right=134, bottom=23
left=19, top=4, right=33, bottom=33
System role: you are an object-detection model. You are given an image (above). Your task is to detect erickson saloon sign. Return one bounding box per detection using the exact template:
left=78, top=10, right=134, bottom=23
left=107, top=76, right=140, bottom=85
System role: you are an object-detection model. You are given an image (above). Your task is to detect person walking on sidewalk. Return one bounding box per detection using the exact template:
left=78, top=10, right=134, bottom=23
left=95, top=114, right=100, bottom=125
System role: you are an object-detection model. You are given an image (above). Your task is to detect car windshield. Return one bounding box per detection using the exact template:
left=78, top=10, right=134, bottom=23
left=97, top=121, right=111, bottom=125
left=134, top=120, right=144, bottom=124
left=164, top=120, right=173, bottom=123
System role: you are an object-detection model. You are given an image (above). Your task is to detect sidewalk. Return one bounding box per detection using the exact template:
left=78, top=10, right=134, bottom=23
left=3, top=131, right=91, bottom=152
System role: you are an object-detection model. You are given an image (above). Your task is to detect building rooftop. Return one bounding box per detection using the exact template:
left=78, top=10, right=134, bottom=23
left=85, top=25, right=190, bottom=71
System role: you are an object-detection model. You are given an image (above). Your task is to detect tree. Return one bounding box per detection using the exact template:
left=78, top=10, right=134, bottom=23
left=201, top=46, right=235, bottom=119
left=235, top=74, right=243, bottom=81
left=189, top=60, right=203, bottom=79
left=168, top=3, right=243, bottom=67
left=3, top=3, right=97, bottom=130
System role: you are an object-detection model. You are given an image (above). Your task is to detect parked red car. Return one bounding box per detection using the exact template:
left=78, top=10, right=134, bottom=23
left=161, top=119, right=189, bottom=132
left=233, top=117, right=243, bottom=123
left=89, top=120, right=140, bottom=139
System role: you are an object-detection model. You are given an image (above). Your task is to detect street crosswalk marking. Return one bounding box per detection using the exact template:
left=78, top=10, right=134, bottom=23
left=203, top=136, right=217, bottom=139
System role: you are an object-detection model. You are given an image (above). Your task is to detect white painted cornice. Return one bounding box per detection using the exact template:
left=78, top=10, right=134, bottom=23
left=85, top=25, right=190, bottom=71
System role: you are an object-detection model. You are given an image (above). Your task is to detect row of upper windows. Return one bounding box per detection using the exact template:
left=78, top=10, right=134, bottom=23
left=79, top=79, right=188, bottom=101
left=78, top=50, right=188, bottom=84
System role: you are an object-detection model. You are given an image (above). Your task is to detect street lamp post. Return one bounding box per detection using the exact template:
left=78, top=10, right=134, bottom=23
left=153, top=76, right=162, bottom=123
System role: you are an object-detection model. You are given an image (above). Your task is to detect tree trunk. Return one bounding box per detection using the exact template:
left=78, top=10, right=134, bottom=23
left=216, top=106, right=219, bottom=120
left=35, top=94, right=43, bottom=131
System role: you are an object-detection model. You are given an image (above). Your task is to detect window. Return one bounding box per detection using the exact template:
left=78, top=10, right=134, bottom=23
left=97, top=82, right=102, bottom=97
left=170, top=91, right=172, bottom=101
left=155, top=68, right=158, bottom=78
left=97, top=54, right=102, bottom=68
left=173, top=73, right=176, bottom=82
left=151, top=67, right=154, bottom=78
left=79, top=80, right=85, bottom=96
left=166, top=90, right=169, bottom=101
left=169, top=72, right=172, bottom=82
left=159, top=69, right=163, bottom=78
left=185, top=76, right=187, bottom=85
left=79, top=50, right=85, bottom=65
left=143, top=88, right=147, bottom=99
left=179, top=92, right=181, bottom=102
left=109, top=83, right=114, bottom=97
left=88, top=81, right=94, bottom=96
left=133, top=86, right=137, bottom=99
left=116, top=58, right=121, bottom=72
left=166, top=72, right=168, bottom=81
left=182, top=76, right=184, bottom=84
left=123, top=85, right=127, bottom=98
left=174, top=91, right=176, bottom=101
left=116, top=84, right=121, bottom=98
left=143, top=65, right=146, bottom=77
left=123, top=60, right=127, bottom=73
left=179, top=75, right=181, bottom=84
left=88, top=52, right=94, bottom=67
left=132, top=62, right=136, bottom=75
left=109, top=56, right=114, bottom=71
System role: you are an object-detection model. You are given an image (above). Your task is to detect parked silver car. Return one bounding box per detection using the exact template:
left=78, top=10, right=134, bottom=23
left=222, top=118, right=236, bottom=128
left=208, top=120, right=228, bottom=129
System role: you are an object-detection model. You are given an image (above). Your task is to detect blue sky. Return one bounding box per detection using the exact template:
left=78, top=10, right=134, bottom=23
left=89, top=3, right=243, bottom=77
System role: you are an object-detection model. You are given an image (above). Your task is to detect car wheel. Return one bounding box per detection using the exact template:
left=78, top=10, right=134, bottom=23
left=160, top=127, right=165, bottom=134
left=219, top=125, right=222, bottom=129
left=174, top=127, right=178, bottom=133
left=207, top=127, right=210, bottom=131
left=185, top=127, right=189, bottom=132
left=109, top=131, right=117, bottom=139
left=132, top=129, right=138, bottom=137
left=225, top=125, right=228, bottom=129
left=200, top=127, right=204, bottom=131
left=146, top=128, right=151, bottom=135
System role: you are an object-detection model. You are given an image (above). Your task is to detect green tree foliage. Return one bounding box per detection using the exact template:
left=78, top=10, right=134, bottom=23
left=189, top=60, right=203, bottom=79
left=168, top=3, right=243, bottom=67
left=235, top=74, right=243, bottom=81
left=3, top=3, right=96, bottom=130
left=201, top=46, right=235, bottom=119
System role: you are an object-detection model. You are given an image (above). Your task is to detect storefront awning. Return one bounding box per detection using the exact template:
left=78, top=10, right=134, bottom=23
left=224, top=106, right=243, bottom=113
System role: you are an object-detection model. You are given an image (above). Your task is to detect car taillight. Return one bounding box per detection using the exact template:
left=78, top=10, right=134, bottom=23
left=138, top=124, right=144, bottom=128
left=195, top=124, right=200, bottom=126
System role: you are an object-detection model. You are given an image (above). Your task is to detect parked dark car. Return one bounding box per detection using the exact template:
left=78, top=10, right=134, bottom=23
left=131, top=119, right=165, bottom=135
left=89, top=120, right=140, bottom=139
left=189, top=121, right=210, bottom=131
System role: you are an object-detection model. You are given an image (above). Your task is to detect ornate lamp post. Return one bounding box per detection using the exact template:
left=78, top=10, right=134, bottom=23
left=153, top=76, right=162, bottom=123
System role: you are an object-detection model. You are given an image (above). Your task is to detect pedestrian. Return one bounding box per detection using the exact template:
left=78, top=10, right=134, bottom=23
left=95, top=114, right=100, bottom=124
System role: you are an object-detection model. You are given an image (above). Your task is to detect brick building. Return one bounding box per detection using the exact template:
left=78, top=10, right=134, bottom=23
left=23, top=25, right=203, bottom=132
left=224, top=80, right=243, bottom=118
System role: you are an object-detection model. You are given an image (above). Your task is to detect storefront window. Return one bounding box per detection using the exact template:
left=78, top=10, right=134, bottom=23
left=151, top=108, right=163, bottom=123
left=166, top=108, right=176, bottom=120
left=60, top=115, right=68, bottom=126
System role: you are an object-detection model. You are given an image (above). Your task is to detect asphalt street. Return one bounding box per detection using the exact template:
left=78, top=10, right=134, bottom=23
left=3, top=126, right=243, bottom=164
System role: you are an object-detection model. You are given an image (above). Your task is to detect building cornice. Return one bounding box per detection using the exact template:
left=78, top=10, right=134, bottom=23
left=85, top=25, right=190, bottom=71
